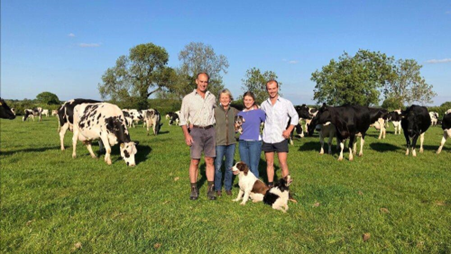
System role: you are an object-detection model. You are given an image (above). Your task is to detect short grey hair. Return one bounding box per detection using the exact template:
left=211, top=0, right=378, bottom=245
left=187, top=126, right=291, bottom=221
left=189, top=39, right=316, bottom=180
left=218, top=88, right=233, bottom=101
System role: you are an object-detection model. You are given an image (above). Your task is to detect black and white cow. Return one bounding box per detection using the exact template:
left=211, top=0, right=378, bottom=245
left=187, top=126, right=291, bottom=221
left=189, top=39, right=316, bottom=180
left=127, top=109, right=145, bottom=128
left=295, top=104, right=318, bottom=138
left=401, top=105, right=431, bottom=156
left=436, top=110, right=451, bottom=154
left=58, top=98, right=101, bottom=150
left=22, top=107, right=43, bottom=121
left=145, top=108, right=163, bottom=135
left=0, top=98, right=16, bottom=120
left=387, top=110, right=402, bottom=135
left=168, top=111, right=180, bottom=126
left=368, top=108, right=389, bottom=140
left=72, top=102, right=138, bottom=166
left=42, top=109, right=49, bottom=117
left=122, top=110, right=133, bottom=127
left=429, top=111, right=439, bottom=126
left=308, top=104, right=371, bottom=161
left=299, top=104, right=338, bottom=154
left=51, top=109, right=58, bottom=116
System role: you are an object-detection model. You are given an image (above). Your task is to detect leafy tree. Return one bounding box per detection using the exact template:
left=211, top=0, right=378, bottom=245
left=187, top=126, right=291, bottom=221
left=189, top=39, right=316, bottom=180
left=98, top=43, right=172, bottom=109
left=384, top=59, right=436, bottom=106
left=311, top=49, right=395, bottom=106
left=241, top=67, right=280, bottom=103
left=381, top=97, right=403, bottom=110
left=36, top=92, right=60, bottom=105
left=440, top=101, right=451, bottom=109
left=178, top=42, right=229, bottom=98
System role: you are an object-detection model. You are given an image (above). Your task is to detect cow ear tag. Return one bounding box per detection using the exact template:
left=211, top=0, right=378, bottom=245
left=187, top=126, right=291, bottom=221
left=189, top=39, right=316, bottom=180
left=120, top=143, right=125, bottom=148
left=0, top=102, right=2, bottom=106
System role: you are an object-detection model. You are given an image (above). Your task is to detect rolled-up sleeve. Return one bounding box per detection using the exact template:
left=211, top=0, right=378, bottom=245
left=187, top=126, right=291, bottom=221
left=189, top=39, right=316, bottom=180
left=179, top=96, right=189, bottom=126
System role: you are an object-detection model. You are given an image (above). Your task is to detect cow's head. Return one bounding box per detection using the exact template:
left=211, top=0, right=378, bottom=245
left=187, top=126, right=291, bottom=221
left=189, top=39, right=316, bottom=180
left=295, top=104, right=312, bottom=119
left=308, top=103, right=330, bottom=136
left=120, top=141, right=138, bottom=167
left=0, top=98, right=16, bottom=120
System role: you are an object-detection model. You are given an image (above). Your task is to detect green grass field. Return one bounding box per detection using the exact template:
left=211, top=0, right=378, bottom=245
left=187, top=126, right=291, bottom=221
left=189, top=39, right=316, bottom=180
left=1, top=116, right=450, bottom=253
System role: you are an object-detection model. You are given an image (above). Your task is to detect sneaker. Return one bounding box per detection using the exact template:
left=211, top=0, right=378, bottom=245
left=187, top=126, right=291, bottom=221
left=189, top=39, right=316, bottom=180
left=225, top=190, right=232, bottom=196
left=207, top=185, right=217, bottom=200
left=216, top=190, right=222, bottom=197
left=190, top=186, right=199, bottom=200
left=268, top=184, right=274, bottom=189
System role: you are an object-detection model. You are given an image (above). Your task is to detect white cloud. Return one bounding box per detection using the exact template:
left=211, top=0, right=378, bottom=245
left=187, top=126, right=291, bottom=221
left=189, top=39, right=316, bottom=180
left=446, top=11, right=451, bottom=14
left=78, top=43, right=101, bottom=48
left=68, top=33, right=75, bottom=37
left=426, top=58, right=451, bottom=64
left=282, top=59, right=298, bottom=64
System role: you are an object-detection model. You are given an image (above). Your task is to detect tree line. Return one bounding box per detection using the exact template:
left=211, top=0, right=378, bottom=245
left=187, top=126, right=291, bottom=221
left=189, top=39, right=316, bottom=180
left=5, top=43, right=443, bottom=114
left=98, top=43, right=437, bottom=109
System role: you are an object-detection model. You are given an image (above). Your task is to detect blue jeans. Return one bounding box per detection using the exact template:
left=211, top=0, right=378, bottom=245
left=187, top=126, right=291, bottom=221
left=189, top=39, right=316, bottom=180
left=239, top=140, right=262, bottom=178
left=215, top=144, right=236, bottom=191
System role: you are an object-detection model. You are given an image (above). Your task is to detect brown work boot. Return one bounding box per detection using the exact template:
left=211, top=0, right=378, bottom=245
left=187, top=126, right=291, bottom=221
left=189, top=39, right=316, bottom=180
left=216, top=190, right=222, bottom=196
left=190, top=186, right=199, bottom=200
left=225, top=190, right=232, bottom=196
left=207, top=184, right=217, bottom=200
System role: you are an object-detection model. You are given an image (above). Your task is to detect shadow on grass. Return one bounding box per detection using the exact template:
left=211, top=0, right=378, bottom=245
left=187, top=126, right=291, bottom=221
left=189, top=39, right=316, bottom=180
left=298, top=141, right=321, bottom=152
left=0, top=146, right=61, bottom=155
left=105, top=144, right=152, bottom=165
left=369, top=143, right=401, bottom=152
left=135, top=144, right=152, bottom=165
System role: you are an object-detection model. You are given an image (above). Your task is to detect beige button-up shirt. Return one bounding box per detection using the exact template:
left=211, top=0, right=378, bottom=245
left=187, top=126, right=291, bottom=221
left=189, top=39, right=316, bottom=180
left=179, top=89, right=216, bottom=127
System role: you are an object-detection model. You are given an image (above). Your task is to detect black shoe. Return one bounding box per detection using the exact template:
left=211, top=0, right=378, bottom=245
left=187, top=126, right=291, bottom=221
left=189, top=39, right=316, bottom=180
left=268, top=184, right=273, bottom=189
left=207, top=185, right=217, bottom=200
left=190, top=186, right=199, bottom=200
left=225, top=190, right=232, bottom=196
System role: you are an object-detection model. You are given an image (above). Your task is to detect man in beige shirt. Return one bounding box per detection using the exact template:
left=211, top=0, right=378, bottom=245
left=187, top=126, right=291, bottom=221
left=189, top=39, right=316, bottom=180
left=180, top=73, right=217, bottom=200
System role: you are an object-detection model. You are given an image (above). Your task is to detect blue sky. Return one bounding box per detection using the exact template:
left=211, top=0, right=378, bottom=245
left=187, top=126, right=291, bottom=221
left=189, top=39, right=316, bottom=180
left=1, top=0, right=450, bottom=106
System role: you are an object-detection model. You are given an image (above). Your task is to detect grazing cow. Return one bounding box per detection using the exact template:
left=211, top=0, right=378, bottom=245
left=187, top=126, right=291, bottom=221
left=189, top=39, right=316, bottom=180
left=72, top=102, right=138, bottom=166
left=169, top=111, right=180, bottom=126
left=165, top=112, right=175, bottom=120
left=145, top=108, right=163, bottom=135
left=22, top=107, right=43, bottom=121
left=125, top=109, right=144, bottom=127
left=387, top=110, right=403, bottom=135
left=308, top=104, right=371, bottom=161
left=401, top=105, right=431, bottom=156
left=58, top=98, right=100, bottom=150
left=42, top=109, right=49, bottom=117
left=122, top=110, right=133, bottom=127
left=0, top=98, right=16, bottom=119
left=436, top=110, right=451, bottom=154
left=51, top=109, right=58, bottom=116
left=429, top=111, right=439, bottom=126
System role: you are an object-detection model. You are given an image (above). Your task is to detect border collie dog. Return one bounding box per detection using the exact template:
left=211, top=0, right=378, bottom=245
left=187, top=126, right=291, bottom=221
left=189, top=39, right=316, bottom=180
left=231, top=161, right=269, bottom=205
left=263, top=175, right=293, bottom=213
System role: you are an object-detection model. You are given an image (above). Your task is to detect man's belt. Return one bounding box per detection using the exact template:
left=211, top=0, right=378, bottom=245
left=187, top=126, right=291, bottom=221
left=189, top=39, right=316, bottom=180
left=192, top=125, right=214, bottom=129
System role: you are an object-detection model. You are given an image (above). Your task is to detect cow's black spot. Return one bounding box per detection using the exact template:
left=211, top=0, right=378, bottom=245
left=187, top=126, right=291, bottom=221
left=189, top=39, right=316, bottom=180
left=123, top=149, right=130, bottom=158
